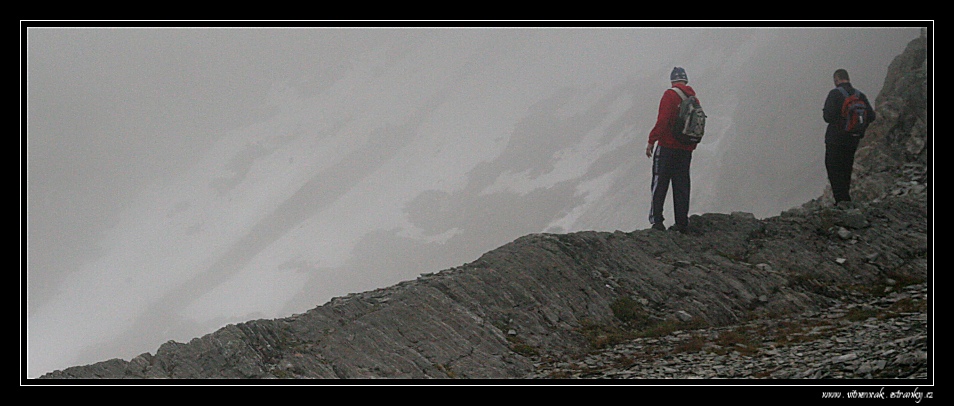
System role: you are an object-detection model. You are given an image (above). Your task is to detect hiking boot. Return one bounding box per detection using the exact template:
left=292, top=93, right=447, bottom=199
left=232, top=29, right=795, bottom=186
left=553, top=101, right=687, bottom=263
left=836, top=200, right=858, bottom=210
left=651, top=222, right=666, bottom=231
left=669, top=224, right=688, bottom=234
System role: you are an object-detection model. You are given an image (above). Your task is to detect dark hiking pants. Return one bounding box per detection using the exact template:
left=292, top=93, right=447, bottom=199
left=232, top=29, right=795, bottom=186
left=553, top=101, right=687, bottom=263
left=825, top=141, right=859, bottom=203
left=649, top=145, right=692, bottom=228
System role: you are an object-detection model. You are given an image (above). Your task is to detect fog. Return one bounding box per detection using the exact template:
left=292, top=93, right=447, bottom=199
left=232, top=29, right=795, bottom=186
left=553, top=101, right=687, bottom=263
left=23, top=25, right=922, bottom=378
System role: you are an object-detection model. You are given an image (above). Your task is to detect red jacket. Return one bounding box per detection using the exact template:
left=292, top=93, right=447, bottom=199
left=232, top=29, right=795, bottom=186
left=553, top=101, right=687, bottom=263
left=648, top=82, right=698, bottom=151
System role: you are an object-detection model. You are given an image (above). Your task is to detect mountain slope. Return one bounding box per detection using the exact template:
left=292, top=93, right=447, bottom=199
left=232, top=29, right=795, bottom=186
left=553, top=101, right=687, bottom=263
left=37, top=187, right=928, bottom=379
left=35, top=29, right=929, bottom=381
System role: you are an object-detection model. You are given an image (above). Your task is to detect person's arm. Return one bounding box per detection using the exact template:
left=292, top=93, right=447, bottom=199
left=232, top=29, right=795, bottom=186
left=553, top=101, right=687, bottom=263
left=822, top=88, right=842, bottom=124
left=864, top=93, right=877, bottom=123
left=647, top=90, right=678, bottom=157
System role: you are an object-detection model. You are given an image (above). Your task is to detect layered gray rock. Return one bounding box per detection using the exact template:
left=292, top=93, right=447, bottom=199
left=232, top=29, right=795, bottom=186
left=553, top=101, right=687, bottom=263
left=37, top=185, right=928, bottom=379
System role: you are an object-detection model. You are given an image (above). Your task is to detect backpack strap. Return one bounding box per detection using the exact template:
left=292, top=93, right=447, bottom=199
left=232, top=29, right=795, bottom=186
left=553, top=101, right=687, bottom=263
left=670, top=87, right=689, bottom=100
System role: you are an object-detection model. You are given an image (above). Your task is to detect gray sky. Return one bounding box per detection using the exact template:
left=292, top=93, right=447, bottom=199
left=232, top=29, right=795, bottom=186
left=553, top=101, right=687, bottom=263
left=23, top=24, right=924, bottom=378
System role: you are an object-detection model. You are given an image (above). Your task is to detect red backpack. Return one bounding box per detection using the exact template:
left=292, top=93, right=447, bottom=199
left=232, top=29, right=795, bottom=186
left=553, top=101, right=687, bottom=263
left=837, top=87, right=870, bottom=135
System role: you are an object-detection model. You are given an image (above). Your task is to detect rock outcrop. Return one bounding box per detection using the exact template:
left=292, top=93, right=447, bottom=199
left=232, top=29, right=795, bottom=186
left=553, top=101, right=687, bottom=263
left=37, top=29, right=929, bottom=381
left=526, top=282, right=928, bottom=379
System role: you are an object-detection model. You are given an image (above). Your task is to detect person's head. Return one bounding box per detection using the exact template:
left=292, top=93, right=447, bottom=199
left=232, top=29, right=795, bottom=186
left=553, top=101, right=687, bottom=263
left=670, top=67, right=688, bottom=84
left=833, top=69, right=850, bottom=85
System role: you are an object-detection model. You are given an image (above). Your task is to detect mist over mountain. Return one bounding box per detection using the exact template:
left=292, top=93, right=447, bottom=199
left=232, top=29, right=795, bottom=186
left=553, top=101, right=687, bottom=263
left=24, top=26, right=924, bottom=379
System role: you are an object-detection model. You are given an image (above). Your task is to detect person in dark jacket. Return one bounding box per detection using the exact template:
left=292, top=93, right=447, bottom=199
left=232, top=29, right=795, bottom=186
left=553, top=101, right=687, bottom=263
left=646, top=67, right=698, bottom=233
left=823, top=68, right=876, bottom=207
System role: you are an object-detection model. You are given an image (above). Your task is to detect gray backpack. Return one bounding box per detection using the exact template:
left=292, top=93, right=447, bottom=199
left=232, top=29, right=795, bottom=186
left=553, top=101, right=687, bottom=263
left=670, top=87, right=706, bottom=145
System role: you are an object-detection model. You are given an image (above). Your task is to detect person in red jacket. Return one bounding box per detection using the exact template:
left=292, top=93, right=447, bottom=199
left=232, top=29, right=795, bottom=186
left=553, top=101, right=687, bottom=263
left=645, top=67, right=698, bottom=233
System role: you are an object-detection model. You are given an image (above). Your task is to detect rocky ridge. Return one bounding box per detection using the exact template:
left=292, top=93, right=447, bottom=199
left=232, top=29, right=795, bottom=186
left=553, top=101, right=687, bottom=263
left=35, top=29, right=929, bottom=382
left=526, top=282, right=928, bottom=380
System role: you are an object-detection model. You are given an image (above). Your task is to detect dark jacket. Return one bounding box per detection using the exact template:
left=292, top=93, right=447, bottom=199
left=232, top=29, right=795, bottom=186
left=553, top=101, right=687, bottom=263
left=823, top=82, right=876, bottom=145
left=649, top=82, right=698, bottom=151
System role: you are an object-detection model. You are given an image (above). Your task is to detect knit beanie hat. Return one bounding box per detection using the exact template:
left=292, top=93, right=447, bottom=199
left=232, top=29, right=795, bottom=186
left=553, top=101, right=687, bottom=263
left=670, top=67, right=688, bottom=83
